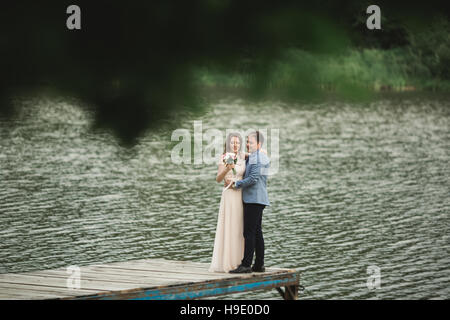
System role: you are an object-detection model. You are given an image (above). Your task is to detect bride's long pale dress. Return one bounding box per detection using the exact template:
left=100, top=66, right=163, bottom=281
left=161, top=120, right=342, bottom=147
left=209, top=154, right=245, bottom=273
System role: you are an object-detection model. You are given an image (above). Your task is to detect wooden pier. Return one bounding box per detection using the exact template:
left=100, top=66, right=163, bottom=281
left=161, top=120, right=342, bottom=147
left=0, top=258, right=300, bottom=300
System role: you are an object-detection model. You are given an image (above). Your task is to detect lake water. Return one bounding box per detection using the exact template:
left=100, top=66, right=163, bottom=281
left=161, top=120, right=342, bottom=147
left=0, top=94, right=449, bottom=299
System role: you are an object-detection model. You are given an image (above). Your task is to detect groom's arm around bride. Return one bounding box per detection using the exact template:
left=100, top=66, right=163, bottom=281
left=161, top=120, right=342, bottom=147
left=232, top=150, right=270, bottom=206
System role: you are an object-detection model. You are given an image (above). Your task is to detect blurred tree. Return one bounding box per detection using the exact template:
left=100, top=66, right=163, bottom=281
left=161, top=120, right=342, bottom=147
left=406, top=16, right=450, bottom=81
left=0, top=0, right=447, bottom=145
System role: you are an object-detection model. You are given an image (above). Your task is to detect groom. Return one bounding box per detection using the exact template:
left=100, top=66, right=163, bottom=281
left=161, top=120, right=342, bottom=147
left=226, top=131, right=270, bottom=273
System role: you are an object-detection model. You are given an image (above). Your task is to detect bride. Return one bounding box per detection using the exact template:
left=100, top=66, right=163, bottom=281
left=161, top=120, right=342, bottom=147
left=208, top=132, right=246, bottom=273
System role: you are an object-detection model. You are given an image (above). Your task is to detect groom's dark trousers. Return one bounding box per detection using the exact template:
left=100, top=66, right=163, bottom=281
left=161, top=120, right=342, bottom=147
left=241, top=203, right=265, bottom=268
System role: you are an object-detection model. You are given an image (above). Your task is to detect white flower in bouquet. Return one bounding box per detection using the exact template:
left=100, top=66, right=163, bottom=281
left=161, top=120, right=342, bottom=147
left=222, top=153, right=237, bottom=175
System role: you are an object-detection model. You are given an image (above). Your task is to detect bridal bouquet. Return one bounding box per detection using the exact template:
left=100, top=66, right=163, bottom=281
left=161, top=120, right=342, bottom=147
left=222, top=153, right=237, bottom=175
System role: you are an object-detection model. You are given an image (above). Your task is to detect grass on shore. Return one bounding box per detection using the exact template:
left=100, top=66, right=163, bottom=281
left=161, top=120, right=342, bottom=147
left=193, top=47, right=450, bottom=102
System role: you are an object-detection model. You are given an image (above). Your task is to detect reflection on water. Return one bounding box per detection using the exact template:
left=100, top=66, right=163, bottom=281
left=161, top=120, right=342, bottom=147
left=0, top=95, right=449, bottom=299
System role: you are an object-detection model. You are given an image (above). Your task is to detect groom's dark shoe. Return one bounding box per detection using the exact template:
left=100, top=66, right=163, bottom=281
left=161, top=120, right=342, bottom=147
left=251, top=265, right=266, bottom=272
left=229, top=265, right=252, bottom=274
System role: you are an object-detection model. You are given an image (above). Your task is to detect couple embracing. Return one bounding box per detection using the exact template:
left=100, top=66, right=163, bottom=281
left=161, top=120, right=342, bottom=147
left=209, top=131, right=270, bottom=274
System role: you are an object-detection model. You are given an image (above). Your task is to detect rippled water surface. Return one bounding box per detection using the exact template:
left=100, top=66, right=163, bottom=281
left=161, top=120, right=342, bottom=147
left=1, top=95, right=449, bottom=299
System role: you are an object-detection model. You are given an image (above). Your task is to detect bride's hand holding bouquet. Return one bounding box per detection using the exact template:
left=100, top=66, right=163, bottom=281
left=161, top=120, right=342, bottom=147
left=222, top=153, right=237, bottom=175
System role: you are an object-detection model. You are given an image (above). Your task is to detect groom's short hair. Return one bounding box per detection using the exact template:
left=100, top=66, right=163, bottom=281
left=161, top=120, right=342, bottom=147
left=249, top=131, right=264, bottom=146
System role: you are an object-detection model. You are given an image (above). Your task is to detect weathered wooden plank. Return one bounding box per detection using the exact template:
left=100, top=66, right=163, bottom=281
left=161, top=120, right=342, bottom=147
left=84, top=267, right=236, bottom=281
left=28, top=268, right=228, bottom=283
left=68, top=271, right=300, bottom=300
left=90, top=262, right=287, bottom=276
left=21, top=263, right=221, bottom=277
left=0, top=282, right=102, bottom=298
left=2, top=268, right=296, bottom=289
left=91, top=263, right=223, bottom=274
left=89, top=265, right=292, bottom=281
left=135, top=259, right=290, bottom=271
left=86, top=264, right=226, bottom=276
left=134, top=258, right=212, bottom=267
left=0, top=258, right=300, bottom=300
left=0, top=288, right=64, bottom=300
left=7, top=258, right=290, bottom=278
left=0, top=273, right=159, bottom=292
left=22, top=270, right=284, bottom=288
left=1, top=271, right=181, bottom=288
left=5, top=258, right=291, bottom=275
left=15, top=271, right=184, bottom=287
left=83, top=258, right=212, bottom=271
left=27, top=263, right=253, bottom=281
left=90, top=258, right=290, bottom=274
left=87, top=259, right=230, bottom=274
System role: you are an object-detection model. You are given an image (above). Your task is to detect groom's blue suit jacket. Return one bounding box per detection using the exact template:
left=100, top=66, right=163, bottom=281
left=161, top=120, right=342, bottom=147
left=235, top=150, right=270, bottom=206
